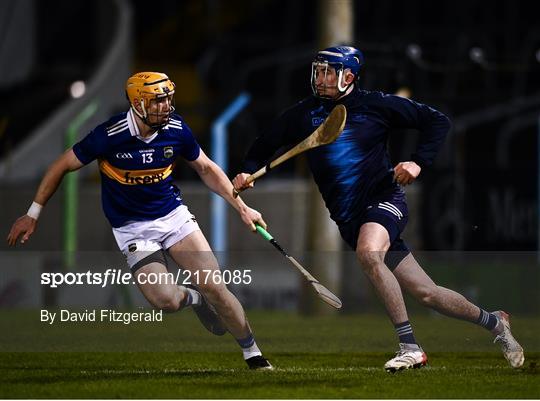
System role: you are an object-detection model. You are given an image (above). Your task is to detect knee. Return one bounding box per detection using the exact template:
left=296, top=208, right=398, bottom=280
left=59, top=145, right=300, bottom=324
left=416, top=285, right=439, bottom=307
left=356, top=246, right=385, bottom=273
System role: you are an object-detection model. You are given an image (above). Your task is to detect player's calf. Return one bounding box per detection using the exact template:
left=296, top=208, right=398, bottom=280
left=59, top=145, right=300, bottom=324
left=153, top=293, right=182, bottom=312
left=184, top=284, right=227, bottom=335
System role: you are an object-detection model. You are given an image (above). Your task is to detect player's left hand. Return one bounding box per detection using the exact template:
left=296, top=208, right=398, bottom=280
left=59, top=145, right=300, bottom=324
left=393, top=161, right=421, bottom=186
left=7, top=215, right=37, bottom=246
left=239, top=206, right=267, bottom=232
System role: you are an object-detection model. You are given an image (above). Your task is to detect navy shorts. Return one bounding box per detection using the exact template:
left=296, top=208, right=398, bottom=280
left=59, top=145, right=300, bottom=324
left=338, top=188, right=411, bottom=270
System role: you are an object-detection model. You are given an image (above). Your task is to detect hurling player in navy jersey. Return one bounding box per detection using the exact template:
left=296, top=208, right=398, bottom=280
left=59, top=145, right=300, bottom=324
left=233, top=47, right=523, bottom=371
left=8, top=72, right=272, bottom=370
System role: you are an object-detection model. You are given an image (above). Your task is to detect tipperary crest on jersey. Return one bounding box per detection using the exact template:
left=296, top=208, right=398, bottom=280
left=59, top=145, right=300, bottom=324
left=163, top=146, right=174, bottom=158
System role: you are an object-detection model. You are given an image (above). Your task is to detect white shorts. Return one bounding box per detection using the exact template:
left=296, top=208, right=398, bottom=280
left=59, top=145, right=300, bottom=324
left=112, top=205, right=200, bottom=269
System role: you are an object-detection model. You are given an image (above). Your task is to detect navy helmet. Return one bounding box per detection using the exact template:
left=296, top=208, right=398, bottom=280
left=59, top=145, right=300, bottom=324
left=311, top=46, right=364, bottom=97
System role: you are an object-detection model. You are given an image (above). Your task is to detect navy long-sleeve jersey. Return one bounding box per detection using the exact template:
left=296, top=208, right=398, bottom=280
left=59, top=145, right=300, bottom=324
left=242, top=88, right=451, bottom=225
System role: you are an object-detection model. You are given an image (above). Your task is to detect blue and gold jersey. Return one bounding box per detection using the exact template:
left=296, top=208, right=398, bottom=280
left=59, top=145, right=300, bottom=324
left=73, top=109, right=200, bottom=227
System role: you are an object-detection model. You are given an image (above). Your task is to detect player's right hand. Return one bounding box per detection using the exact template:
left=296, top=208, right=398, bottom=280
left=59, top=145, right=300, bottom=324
left=7, top=215, right=37, bottom=246
left=232, top=173, right=254, bottom=195
left=239, top=205, right=266, bottom=232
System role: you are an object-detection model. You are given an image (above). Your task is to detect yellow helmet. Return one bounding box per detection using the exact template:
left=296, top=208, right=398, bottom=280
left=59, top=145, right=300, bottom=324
left=125, top=72, right=175, bottom=128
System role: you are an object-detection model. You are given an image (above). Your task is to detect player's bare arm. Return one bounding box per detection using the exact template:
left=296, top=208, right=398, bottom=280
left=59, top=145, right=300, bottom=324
left=393, top=161, right=421, bottom=186
left=188, top=151, right=266, bottom=231
left=7, top=149, right=84, bottom=246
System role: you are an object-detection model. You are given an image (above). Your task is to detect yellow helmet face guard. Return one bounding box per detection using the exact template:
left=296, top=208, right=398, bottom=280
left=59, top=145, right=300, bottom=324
left=126, top=72, right=176, bottom=129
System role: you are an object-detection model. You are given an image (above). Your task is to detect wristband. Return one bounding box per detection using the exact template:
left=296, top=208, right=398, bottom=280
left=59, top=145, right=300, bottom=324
left=27, top=202, right=43, bottom=220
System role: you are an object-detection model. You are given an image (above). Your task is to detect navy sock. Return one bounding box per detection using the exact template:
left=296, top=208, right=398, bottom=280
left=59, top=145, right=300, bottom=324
left=178, top=286, right=202, bottom=308
left=236, top=333, right=255, bottom=349
left=395, top=321, right=417, bottom=345
left=185, top=291, right=192, bottom=305
left=476, top=308, right=498, bottom=331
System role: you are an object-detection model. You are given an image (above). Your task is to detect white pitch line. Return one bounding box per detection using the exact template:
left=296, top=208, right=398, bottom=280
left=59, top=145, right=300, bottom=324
left=79, top=365, right=511, bottom=375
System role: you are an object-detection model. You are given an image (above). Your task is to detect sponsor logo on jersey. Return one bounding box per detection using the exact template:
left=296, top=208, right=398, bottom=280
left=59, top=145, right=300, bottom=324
left=164, top=146, right=174, bottom=158
left=123, top=171, right=167, bottom=185
left=99, top=160, right=173, bottom=185
left=115, top=152, right=133, bottom=159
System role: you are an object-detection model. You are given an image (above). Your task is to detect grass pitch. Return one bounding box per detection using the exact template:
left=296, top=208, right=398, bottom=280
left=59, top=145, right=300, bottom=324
left=1, top=311, right=538, bottom=398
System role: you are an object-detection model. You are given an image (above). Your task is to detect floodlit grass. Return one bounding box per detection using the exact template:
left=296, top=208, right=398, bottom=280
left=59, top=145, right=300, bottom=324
left=1, top=311, right=539, bottom=398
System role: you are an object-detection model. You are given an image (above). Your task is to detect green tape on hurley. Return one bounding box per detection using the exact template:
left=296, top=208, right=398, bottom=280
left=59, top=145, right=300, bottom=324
left=255, top=224, right=273, bottom=241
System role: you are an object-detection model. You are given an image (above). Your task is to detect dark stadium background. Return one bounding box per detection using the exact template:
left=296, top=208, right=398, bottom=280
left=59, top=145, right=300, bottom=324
left=2, top=0, right=537, bottom=251
left=0, top=0, right=538, bottom=316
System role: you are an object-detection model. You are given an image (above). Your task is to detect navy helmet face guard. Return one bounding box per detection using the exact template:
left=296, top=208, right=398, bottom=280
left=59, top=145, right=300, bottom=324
left=310, top=46, right=364, bottom=98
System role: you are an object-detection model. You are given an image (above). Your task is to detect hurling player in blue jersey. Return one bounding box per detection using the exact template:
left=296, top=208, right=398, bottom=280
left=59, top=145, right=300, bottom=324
left=233, top=47, right=524, bottom=371
left=8, top=72, right=272, bottom=370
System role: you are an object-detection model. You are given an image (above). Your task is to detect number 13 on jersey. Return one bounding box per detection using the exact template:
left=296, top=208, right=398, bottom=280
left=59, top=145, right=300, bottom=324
left=142, top=153, right=153, bottom=164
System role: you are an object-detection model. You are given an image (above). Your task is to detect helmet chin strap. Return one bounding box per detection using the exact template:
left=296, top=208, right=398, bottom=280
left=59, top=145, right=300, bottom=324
left=337, top=70, right=348, bottom=92
left=336, top=69, right=357, bottom=96
left=131, top=103, right=145, bottom=120
left=131, top=102, right=153, bottom=129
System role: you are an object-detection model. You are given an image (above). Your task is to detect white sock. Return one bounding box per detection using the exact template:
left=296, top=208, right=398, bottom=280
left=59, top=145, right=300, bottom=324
left=179, top=286, right=202, bottom=306
left=242, top=342, right=262, bottom=360
left=401, top=343, right=422, bottom=351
